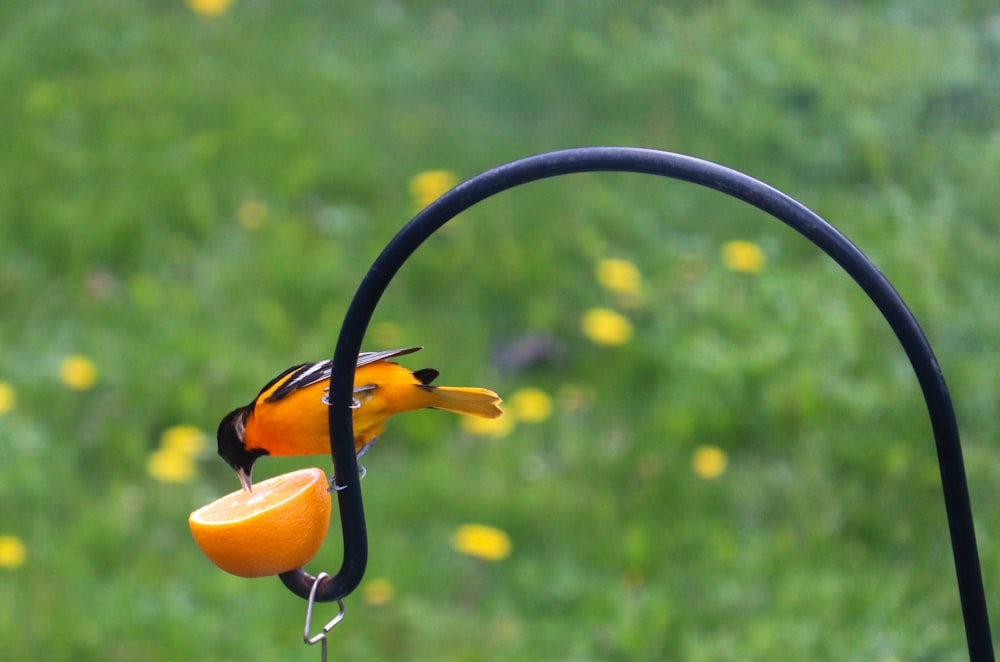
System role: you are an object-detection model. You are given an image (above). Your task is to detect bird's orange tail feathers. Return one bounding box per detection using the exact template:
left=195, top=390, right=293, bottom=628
left=425, top=386, right=503, bottom=419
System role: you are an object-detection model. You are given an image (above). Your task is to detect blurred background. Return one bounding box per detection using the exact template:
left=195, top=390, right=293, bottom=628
left=2, top=0, right=999, bottom=659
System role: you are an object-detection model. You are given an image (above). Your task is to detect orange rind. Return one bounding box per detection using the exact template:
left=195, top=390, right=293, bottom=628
left=189, top=467, right=331, bottom=578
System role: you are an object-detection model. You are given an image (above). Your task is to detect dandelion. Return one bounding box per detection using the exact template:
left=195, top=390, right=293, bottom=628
left=161, top=425, right=207, bottom=456
left=149, top=424, right=204, bottom=484
left=0, top=535, right=26, bottom=569
left=363, top=577, right=395, bottom=606
left=409, top=169, right=458, bottom=211
left=721, top=240, right=766, bottom=274
left=581, top=308, right=633, bottom=346
left=59, top=355, right=98, bottom=391
left=461, top=413, right=516, bottom=439
left=596, top=258, right=643, bottom=297
left=0, top=382, right=15, bottom=415
left=237, top=199, right=268, bottom=230
left=452, top=524, right=512, bottom=562
left=692, top=445, right=728, bottom=480
left=148, top=448, right=197, bottom=484
left=187, top=0, right=233, bottom=17
left=509, top=387, right=553, bottom=424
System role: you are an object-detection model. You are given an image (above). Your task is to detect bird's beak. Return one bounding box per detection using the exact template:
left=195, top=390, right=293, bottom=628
left=236, top=467, right=254, bottom=493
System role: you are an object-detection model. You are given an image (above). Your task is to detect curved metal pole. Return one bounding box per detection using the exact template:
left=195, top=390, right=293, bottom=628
left=279, top=147, right=992, bottom=660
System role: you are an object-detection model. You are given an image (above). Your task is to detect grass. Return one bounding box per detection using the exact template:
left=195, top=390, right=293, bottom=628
left=2, top=0, right=999, bottom=659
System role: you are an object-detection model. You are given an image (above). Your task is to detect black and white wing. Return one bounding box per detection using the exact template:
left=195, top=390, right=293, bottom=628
left=263, top=347, right=422, bottom=403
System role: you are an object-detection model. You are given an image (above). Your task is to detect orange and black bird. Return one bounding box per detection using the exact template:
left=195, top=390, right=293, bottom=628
left=217, top=347, right=503, bottom=491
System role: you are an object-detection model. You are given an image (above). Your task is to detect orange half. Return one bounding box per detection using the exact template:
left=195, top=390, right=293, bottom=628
left=189, top=467, right=331, bottom=578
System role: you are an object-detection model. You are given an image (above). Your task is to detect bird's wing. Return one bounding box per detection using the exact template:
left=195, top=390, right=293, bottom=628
left=262, top=361, right=331, bottom=402
left=263, top=347, right=423, bottom=403
left=356, top=346, right=422, bottom=367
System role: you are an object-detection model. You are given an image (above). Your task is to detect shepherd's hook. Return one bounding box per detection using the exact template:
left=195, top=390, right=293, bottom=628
left=277, top=146, right=992, bottom=660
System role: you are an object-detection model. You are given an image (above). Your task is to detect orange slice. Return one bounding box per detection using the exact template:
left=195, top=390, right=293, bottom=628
left=189, top=467, right=331, bottom=578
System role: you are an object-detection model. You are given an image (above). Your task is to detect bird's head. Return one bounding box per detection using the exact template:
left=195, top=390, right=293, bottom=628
left=217, top=407, right=269, bottom=492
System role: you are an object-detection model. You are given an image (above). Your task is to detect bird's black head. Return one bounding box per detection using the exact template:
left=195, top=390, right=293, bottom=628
left=217, top=407, right=269, bottom=491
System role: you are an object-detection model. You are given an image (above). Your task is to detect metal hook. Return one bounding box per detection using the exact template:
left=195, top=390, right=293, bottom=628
left=330, top=464, right=366, bottom=492
left=322, top=390, right=361, bottom=409
left=303, top=572, right=346, bottom=662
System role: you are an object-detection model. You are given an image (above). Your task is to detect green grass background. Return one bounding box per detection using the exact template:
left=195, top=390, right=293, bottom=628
left=2, top=0, right=999, bottom=659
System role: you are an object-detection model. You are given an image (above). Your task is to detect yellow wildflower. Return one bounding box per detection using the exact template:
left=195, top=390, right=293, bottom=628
left=461, top=413, right=516, bottom=439
left=0, top=382, right=15, bottom=415
left=721, top=240, right=766, bottom=274
left=452, top=524, right=512, bottom=562
left=187, top=0, right=233, bottom=17
left=148, top=448, right=197, bottom=484
left=596, top=258, right=643, bottom=297
left=581, top=308, right=633, bottom=346
left=59, top=355, right=98, bottom=391
left=692, top=445, right=728, bottom=480
left=409, top=169, right=458, bottom=211
left=161, top=425, right=207, bottom=456
left=0, top=535, right=27, bottom=569
left=509, top=387, right=553, bottom=423
left=237, top=199, right=268, bottom=230
left=363, top=577, right=395, bottom=606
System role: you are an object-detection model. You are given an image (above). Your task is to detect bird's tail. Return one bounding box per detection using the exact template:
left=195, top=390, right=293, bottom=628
left=425, top=386, right=504, bottom=419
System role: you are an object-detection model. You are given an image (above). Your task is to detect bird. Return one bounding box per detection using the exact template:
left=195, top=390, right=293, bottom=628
left=217, top=347, right=503, bottom=491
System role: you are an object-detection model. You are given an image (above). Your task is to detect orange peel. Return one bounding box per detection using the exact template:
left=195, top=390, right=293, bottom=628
left=189, top=467, right=331, bottom=578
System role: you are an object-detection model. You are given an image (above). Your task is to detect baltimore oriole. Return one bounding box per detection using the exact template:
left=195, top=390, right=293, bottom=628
left=217, top=347, right=503, bottom=491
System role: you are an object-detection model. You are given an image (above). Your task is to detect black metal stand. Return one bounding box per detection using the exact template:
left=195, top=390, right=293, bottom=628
left=277, top=147, right=993, bottom=660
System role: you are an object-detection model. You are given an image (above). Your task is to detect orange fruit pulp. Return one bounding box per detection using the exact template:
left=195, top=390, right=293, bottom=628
left=189, top=467, right=332, bottom=578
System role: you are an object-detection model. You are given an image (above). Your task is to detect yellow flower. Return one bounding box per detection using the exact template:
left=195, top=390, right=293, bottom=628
left=363, top=577, right=395, bottom=606
left=0, top=382, right=15, bottom=415
left=596, top=258, right=643, bottom=297
left=692, top=445, right=728, bottom=480
left=721, top=240, right=766, bottom=274
left=161, top=425, right=207, bottom=456
left=461, top=413, right=516, bottom=439
left=509, top=387, right=553, bottom=424
left=59, top=355, right=98, bottom=391
left=237, top=199, right=268, bottom=230
left=0, top=535, right=27, bottom=569
left=409, top=169, right=458, bottom=211
left=581, top=308, right=633, bottom=346
left=187, top=0, right=233, bottom=17
left=148, top=448, right=197, bottom=484
left=452, top=524, right=512, bottom=562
